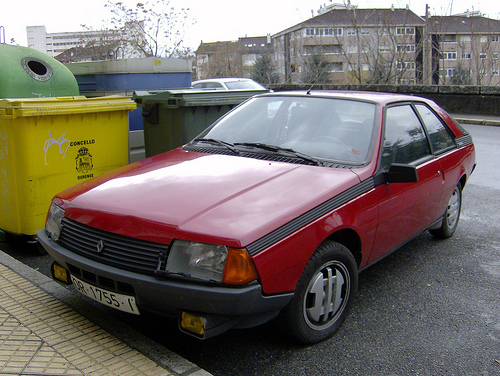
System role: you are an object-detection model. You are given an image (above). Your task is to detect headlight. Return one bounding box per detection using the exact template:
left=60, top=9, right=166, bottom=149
left=167, top=240, right=227, bottom=282
left=166, top=240, right=258, bottom=284
left=46, top=203, right=65, bottom=241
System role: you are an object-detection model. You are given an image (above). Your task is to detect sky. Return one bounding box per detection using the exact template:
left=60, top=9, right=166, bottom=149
left=1, top=0, right=499, bottom=50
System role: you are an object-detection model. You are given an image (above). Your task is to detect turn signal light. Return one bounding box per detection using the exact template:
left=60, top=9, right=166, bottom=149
left=51, top=262, right=70, bottom=284
left=180, top=312, right=205, bottom=338
left=223, top=248, right=258, bottom=285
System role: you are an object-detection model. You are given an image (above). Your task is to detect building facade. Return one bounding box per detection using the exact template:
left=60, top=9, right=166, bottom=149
left=27, top=26, right=123, bottom=58
left=428, top=12, right=500, bottom=85
left=194, top=36, right=273, bottom=80
left=273, top=6, right=426, bottom=85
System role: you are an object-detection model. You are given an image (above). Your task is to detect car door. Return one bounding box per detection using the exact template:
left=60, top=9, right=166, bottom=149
left=413, top=103, right=458, bottom=217
left=369, top=103, right=444, bottom=263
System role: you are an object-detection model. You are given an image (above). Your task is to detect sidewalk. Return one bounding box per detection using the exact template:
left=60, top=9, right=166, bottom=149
left=0, top=251, right=211, bottom=376
left=452, top=113, right=500, bottom=127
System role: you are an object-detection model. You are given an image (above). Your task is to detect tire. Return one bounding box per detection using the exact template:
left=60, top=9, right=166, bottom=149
left=279, top=241, right=358, bottom=344
left=430, top=182, right=462, bottom=239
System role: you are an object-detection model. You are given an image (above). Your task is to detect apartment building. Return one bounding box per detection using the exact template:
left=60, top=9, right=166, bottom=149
left=428, top=12, right=500, bottom=85
left=27, top=26, right=123, bottom=58
left=273, top=6, right=425, bottom=85
left=194, top=36, right=273, bottom=80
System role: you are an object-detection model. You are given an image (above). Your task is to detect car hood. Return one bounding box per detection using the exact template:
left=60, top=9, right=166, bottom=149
left=59, top=149, right=361, bottom=247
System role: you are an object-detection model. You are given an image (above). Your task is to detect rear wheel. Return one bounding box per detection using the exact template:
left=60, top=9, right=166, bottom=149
left=279, top=241, right=358, bottom=344
left=430, top=182, right=462, bottom=239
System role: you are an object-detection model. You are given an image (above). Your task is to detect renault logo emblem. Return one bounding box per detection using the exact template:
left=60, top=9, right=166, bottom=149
left=96, top=240, right=105, bottom=253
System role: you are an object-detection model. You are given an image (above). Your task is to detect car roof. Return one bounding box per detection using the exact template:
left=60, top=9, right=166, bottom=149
left=192, top=78, right=254, bottom=84
left=256, top=90, right=434, bottom=106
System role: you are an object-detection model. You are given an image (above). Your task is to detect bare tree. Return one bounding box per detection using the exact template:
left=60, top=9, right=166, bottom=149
left=76, top=27, right=124, bottom=61
left=336, top=8, right=422, bottom=85
left=196, top=41, right=242, bottom=78
left=103, top=0, right=193, bottom=58
left=301, top=49, right=332, bottom=84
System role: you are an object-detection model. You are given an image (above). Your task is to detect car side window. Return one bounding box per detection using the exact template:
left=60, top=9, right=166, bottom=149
left=206, top=82, right=224, bottom=89
left=414, top=104, right=455, bottom=154
left=382, top=105, right=431, bottom=170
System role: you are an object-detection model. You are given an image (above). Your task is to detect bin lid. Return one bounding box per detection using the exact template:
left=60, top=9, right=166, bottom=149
left=0, top=44, right=80, bottom=99
left=0, top=95, right=136, bottom=119
left=133, top=88, right=268, bottom=108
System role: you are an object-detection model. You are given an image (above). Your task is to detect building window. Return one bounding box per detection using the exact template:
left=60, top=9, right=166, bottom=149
left=492, top=35, right=500, bottom=42
left=305, top=28, right=343, bottom=37
left=493, top=52, right=499, bottom=60
left=304, top=45, right=341, bottom=55
left=444, top=68, right=456, bottom=77
left=492, top=68, right=499, bottom=75
left=347, top=28, right=357, bottom=36
left=328, top=62, right=343, bottom=72
left=396, top=27, right=415, bottom=35
left=397, top=61, right=415, bottom=70
left=360, top=28, right=370, bottom=35
left=461, top=53, right=471, bottom=59
left=378, top=27, right=390, bottom=35
left=479, top=53, right=487, bottom=59
left=397, top=44, right=415, bottom=52
left=443, top=34, right=457, bottom=43
left=379, top=46, right=392, bottom=53
left=443, top=51, right=457, bottom=60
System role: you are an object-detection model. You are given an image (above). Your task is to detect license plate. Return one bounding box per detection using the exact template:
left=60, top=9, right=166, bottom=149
left=71, top=275, right=140, bottom=315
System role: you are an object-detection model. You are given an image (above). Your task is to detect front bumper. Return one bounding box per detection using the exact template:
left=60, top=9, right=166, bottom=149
left=37, top=229, right=293, bottom=338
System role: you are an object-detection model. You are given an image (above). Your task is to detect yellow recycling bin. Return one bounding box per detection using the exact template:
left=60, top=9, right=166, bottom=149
left=0, top=96, right=136, bottom=236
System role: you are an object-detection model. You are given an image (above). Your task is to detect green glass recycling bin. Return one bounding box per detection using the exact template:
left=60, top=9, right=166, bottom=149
left=134, top=89, right=268, bottom=157
left=0, top=44, right=79, bottom=99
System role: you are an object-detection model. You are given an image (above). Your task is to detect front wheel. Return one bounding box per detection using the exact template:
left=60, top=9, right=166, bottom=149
left=279, top=241, right=358, bottom=344
left=430, top=182, right=462, bottom=239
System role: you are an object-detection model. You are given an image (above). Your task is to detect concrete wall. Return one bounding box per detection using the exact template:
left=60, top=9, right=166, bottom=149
left=268, top=84, right=500, bottom=116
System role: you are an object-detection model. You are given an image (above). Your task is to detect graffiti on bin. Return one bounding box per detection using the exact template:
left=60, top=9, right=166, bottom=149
left=0, top=132, right=6, bottom=160
left=0, top=132, right=10, bottom=215
left=44, top=130, right=70, bottom=166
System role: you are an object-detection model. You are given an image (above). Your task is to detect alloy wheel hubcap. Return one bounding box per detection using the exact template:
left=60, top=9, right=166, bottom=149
left=303, top=260, right=350, bottom=330
left=446, top=187, right=460, bottom=228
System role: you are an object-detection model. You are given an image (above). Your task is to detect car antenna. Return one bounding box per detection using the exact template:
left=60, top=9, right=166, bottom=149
left=306, top=60, right=335, bottom=95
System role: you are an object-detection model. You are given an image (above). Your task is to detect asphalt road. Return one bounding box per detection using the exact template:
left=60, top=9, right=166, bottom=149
left=2, top=123, right=499, bottom=376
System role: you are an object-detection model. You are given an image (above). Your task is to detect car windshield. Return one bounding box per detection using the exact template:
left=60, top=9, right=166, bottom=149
left=198, top=95, right=377, bottom=164
left=224, top=81, right=266, bottom=90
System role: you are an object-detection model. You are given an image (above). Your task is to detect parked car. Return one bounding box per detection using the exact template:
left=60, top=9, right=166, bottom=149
left=191, top=78, right=267, bottom=91
left=38, top=91, right=475, bottom=344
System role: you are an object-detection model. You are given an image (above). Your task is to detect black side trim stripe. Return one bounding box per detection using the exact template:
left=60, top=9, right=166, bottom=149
left=456, top=134, right=473, bottom=148
left=246, top=178, right=375, bottom=255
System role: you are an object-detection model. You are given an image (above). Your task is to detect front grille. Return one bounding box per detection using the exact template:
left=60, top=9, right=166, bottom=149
left=58, top=218, right=168, bottom=275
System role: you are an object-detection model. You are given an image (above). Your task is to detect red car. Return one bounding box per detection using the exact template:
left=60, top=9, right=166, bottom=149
left=38, top=91, right=475, bottom=344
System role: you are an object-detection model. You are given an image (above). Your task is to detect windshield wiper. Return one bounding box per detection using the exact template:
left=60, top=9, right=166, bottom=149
left=193, top=138, right=239, bottom=155
left=234, top=142, right=323, bottom=166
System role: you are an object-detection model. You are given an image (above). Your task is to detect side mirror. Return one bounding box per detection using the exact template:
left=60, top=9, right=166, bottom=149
left=385, top=164, right=418, bottom=183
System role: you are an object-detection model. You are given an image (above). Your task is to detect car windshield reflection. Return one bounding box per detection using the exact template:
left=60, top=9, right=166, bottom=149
left=198, top=96, right=376, bottom=164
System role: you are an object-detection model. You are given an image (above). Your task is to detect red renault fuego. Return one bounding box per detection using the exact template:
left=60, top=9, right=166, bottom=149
left=38, top=91, right=475, bottom=344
